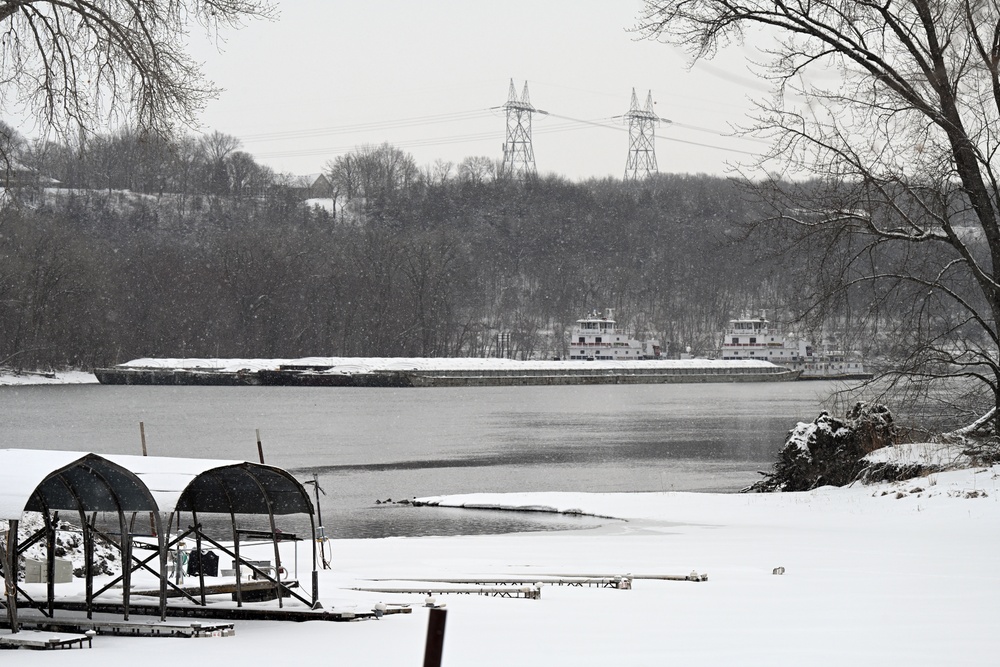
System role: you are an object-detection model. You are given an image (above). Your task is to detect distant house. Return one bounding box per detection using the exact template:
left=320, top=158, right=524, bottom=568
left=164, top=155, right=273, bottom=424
left=1, top=161, right=59, bottom=190
left=1, top=162, right=59, bottom=206
left=308, top=173, right=333, bottom=198
left=286, top=173, right=333, bottom=199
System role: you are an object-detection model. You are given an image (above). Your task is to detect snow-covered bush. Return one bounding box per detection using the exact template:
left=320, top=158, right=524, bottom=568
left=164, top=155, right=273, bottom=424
left=745, top=402, right=899, bottom=492
left=2, top=513, right=122, bottom=580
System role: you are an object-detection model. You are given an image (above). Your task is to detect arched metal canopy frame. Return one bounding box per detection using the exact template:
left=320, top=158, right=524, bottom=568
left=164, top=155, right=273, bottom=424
left=104, top=455, right=320, bottom=611
left=1, top=450, right=164, bottom=634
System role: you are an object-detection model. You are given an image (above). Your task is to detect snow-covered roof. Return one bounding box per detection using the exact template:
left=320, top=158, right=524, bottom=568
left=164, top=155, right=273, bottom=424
left=0, top=449, right=157, bottom=521
left=0, top=450, right=313, bottom=521
left=105, top=454, right=314, bottom=516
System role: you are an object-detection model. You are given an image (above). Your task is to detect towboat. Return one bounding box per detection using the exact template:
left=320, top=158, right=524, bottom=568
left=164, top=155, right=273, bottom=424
left=720, top=313, right=871, bottom=380
left=568, top=310, right=660, bottom=360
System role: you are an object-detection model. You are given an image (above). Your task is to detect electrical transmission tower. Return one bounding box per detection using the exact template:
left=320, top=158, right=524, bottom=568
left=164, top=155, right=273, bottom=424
left=499, top=79, right=539, bottom=181
left=623, top=89, right=660, bottom=181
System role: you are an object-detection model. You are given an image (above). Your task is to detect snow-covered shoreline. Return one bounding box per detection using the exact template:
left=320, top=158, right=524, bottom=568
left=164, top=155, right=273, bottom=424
left=7, top=464, right=997, bottom=665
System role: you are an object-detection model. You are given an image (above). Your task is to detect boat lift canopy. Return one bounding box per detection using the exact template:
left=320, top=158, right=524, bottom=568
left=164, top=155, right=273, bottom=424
left=104, top=454, right=314, bottom=516
left=0, top=450, right=159, bottom=521
left=1, top=449, right=317, bottom=635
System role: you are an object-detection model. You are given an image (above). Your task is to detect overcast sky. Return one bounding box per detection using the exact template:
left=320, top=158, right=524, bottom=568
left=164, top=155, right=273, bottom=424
left=186, top=0, right=772, bottom=181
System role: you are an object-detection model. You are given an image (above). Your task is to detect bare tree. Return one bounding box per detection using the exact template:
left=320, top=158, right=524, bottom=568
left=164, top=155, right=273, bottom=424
left=197, top=130, right=241, bottom=195
left=0, top=120, right=25, bottom=185
left=426, top=159, right=453, bottom=185
left=458, top=156, right=497, bottom=185
left=325, top=143, right=419, bottom=221
left=0, top=1, right=275, bottom=138
left=325, top=152, right=360, bottom=200
left=639, top=1, right=1000, bottom=431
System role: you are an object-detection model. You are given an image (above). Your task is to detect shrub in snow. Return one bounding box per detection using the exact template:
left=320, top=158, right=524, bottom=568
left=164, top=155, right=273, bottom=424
left=745, top=402, right=898, bottom=492
left=1, top=513, right=123, bottom=580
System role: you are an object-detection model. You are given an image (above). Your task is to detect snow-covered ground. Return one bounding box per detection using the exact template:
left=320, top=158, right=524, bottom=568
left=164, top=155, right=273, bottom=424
left=0, top=370, right=97, bottom=386
left=7, top=462, right=998, bottom=665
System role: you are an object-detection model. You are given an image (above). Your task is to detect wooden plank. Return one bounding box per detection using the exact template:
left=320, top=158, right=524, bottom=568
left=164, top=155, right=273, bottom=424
left=130, top=579, right=299, bottom=598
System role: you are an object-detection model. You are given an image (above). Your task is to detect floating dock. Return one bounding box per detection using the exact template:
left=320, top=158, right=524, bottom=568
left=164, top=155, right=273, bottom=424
left=94, top=357, right=801, bottom=387
left=0, top=630, right=95, bottom=650
left=365, top=575, right=633, bottom=589
left=6, top=611, right=235, bottom=638
left=351, top=585, right=543, bottom=600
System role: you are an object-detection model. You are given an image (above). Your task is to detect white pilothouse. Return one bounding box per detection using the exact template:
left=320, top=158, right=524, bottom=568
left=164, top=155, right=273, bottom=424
left=720, top=313, right=870, bottom=379
left=568, top=310, right=661, bottom=360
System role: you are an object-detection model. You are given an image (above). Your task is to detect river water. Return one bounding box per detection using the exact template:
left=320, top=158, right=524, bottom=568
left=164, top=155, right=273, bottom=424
left=0, top=381, right=842, bottom=538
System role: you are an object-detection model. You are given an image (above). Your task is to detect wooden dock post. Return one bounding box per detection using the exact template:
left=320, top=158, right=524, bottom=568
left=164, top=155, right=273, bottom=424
left=423, top=607, right=447, bottom=667
left=3, top=519, right=20, bottom=633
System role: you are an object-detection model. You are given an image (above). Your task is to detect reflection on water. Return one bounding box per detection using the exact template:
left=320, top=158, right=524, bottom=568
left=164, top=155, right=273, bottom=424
left=0, top=382, right=842, bottom=538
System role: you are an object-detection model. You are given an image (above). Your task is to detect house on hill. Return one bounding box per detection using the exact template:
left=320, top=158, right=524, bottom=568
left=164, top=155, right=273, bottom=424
left=1, top=162, right=59, bottom=205
left=288, top=173, right=333, bottom=199
left=278, top=172, right=337, bottom=217
left=1, top=161, right=59, bottom=190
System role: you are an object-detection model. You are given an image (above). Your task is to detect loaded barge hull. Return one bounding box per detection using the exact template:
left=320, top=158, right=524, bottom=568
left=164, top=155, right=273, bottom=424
left=94, top=358, right=801, bottom=387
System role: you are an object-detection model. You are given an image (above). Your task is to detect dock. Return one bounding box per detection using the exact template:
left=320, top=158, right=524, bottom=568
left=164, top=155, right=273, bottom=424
left=42, top=600, right=395, bottom=622
left=366, top=575, right=632, bottom=589
left=352, top=585, right=543, bottom=600
left=6, top=611, right=234, bottom=638
left=522, top=571, right=709, bottom=582
left=0, top=630, right=94, bottom=650
left=129, top=579, right=298, bottom=601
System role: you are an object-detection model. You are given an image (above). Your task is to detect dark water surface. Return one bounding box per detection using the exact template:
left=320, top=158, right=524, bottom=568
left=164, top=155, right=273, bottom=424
left=0, top=382, right=841, bottom=538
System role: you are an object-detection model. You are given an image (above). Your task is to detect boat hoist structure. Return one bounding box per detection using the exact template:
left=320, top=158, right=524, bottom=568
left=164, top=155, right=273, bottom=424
left=0, top=449, right=318, bottom=635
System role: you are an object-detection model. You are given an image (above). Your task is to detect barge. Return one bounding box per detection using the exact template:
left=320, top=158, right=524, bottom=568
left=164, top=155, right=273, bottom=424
left=95, top=357, right=801, bottom=387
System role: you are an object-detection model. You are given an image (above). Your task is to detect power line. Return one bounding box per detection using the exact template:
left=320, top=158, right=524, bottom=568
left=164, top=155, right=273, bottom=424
left=251, top=118, right=602, bottom=160
left=546, top=111, right=763, bottom=156
left=238, top=110, right=489, bottom=143
left=247, top=101, right=765, bottom=162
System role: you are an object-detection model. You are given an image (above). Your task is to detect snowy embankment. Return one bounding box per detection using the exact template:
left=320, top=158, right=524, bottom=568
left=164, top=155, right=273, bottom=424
left=415, top=459, right=996, bottom=522
left=17, top=460, right=999, bottom=666
left=0, top=370, right=97, bottom=386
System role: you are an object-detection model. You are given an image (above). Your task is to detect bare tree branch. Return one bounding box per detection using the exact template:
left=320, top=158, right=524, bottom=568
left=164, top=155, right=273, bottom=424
left=0, top=1, right=276, bottom=138
left=639, top=0, right=1000, bottom=429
